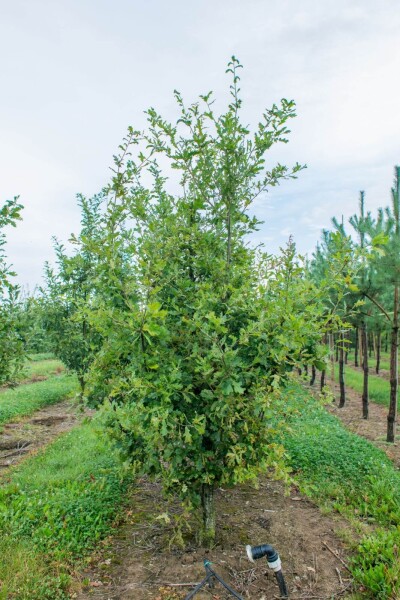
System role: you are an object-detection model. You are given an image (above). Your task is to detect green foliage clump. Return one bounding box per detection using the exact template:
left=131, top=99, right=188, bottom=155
left=0, top=198, right=25, bottom=385
left=41, top=195, right=103, bottom=397
left=82, top=58, right=351, bottom=539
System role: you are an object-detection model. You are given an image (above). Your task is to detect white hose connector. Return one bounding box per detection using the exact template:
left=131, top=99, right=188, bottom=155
left=267, top=557, right=282, bottom=572
left=246, top=545, right=254, bottom=563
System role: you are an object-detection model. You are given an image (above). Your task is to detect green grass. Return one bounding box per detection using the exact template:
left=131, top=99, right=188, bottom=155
left=27, top=352, right=56, bottom=362
left=280, top=384, right=400, bottom=599
left=0, top=374, right=77, bottom=424
left=0, top=421, right=133, bottom=599
left=18, top=358, right=65, bottom=381
left=347, top=350, right=391, bottom=372
left=334, top=363, right=396, bottom=407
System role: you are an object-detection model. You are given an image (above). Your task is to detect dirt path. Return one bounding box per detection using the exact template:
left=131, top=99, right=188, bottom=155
left=75, top=477, right=352, bottom=600
left=0, top=400, right=85, bottom=474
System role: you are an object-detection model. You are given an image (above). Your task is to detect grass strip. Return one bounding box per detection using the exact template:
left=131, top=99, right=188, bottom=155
left=18, top=358, right=65, bottom=381
left=346, top=351, right=392, bottom=372
left=334, top=363, right=397, bottom=407
left=0, top=373, right=77, bottom=424
left=0, top=420, right=133, bottom=599
left=27, top=352, right=56, bottom=362
left=280, top=384, right=400, bottom=599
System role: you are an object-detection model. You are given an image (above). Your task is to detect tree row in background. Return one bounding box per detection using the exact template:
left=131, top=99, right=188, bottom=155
left=311, top=167, right=400, bottom=442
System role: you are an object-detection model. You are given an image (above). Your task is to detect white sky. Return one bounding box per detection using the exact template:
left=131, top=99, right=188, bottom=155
left=1, top=0, right=400, bottom=291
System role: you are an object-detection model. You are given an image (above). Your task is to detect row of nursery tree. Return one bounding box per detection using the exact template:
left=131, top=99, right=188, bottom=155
left=0, top=58, right=398, bottom=540
left=311, top=169, right=399, bottom=442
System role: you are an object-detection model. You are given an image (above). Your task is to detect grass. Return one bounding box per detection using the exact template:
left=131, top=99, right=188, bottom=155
left=19, top=358, right=64, bottom=381
left=280, top=383, right=400, bottom=599
left=0, top=373, right=77, bottom=425
left=346, top=350, right=392, bottom=372
left=27, top=352, right=56, bottom=362
left=334, top=363, right=396, bottom=408
left=0, top=420, right=133, bottom=599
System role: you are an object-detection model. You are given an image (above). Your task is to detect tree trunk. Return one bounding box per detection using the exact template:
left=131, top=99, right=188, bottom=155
left=339, top=332, right=345, bottom=408
left=78, top=375, right=85, bottom=402
left=335, top=337, right=339, bottom=362
left=320, top=369, right=326, bottom=391
left=387, top=287, right=399, bottom=443
left=310, top=365, right=316, bottom=386
left=201, top=484, right=216, bottom=544
left=354, top=327, right=359, bottom=367
left=359, top=328, right=363, bottom=370
left=329, top=333, right=335, bottom=385
left=376, top=330, right=381, bottom=374
left=361, top=322, right=369, bottom=419
left=304, top=364, right=308, bottom=376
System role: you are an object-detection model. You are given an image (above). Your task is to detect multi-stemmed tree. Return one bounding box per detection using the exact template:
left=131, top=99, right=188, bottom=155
left=82, top=59, right=350, bottom=542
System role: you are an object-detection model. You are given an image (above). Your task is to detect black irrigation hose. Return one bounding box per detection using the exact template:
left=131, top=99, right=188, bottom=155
left=184, top=544, right=288, bottom=599
left=275, top=569, right=289, bottom=599
left=184, top=560, right=244, bottom=600
left=247, top=543, right=289, bottom=599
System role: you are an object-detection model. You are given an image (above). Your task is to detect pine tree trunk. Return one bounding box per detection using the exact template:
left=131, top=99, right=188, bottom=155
left=359, top=328, right=363, bottom=370
left=310, top=365, right=316, bottom=386
left=354, top=327, right=359, bottom=367
left=361, top=322, right=369, bottom=419
left=201, top=484, right=216, bottom=544
left=335, top=337, right=339, bottom=362
left=387, top=287, right=399, bottom=443
left=376, top=330, right=381, bottom=374
left=339, top=332, right=345, bottom=408
left=304, top=364, right=308, bottom=376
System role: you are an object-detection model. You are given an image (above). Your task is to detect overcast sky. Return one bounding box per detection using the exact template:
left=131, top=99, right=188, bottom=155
left=1, top=0, right=400, bottom=291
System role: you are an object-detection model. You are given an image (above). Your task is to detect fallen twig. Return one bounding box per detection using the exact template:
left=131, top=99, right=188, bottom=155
left=322, top=541, right=351, bottom=573
left=0, top=442, right=31, bottom=459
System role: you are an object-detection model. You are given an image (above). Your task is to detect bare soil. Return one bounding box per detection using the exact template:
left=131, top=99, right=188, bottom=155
left=75, top=477, right=353, bottom=600
left=0, top=400, right=85, bottom=473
